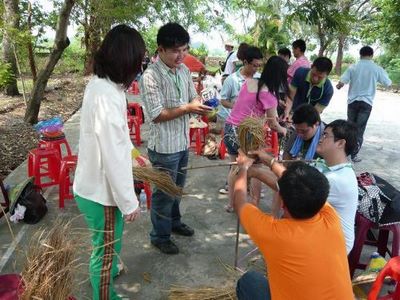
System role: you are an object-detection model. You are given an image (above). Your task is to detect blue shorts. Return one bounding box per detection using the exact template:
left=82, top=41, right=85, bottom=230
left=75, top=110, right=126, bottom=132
left=223, top=123, right=240, bottom=155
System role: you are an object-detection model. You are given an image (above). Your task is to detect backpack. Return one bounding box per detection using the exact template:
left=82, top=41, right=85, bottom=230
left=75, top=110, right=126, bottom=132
left=10, top=178, right=47, bottom=224
left=357, top=172, right=400, bottom=226
left=220, top=51, right=234, bottom=73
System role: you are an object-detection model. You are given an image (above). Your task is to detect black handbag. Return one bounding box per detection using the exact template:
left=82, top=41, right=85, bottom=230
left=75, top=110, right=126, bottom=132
left=10, top=177, right=48, bottom=224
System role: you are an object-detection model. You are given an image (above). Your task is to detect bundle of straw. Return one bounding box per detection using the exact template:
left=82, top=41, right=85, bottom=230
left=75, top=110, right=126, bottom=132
left=168, top=285, right=236, bottom=300
left=20, top=219, right=81, bottom=300
left=237, top=117, right=265, bottom=154
left=133, top=167, right=183, bottom=197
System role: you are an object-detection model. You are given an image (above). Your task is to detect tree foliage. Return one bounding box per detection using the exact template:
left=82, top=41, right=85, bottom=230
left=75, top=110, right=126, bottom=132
left=360, top=0, right=400, bottom=52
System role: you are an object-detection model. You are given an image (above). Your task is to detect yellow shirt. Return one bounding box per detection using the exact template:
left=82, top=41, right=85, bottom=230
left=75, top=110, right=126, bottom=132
left=240, top=203, right=353, bottom=300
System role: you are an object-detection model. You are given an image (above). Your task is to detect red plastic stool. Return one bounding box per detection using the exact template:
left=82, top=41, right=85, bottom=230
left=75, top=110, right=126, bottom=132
left=127, top=102, right=144, bottom=125
left=201, top=115, right=210, bottom=135
left=189, top=127, right=207, bottom=155
left=349, top=213, right=400, bottom=278
left=39, top=137, right=72, bottom=159
left=127, top=115, right=142, bottom=146
left=128, top=81, right=140, bottom=95
left=368, top=256, right=400, bottom=300
left=219, top=131, right=227, bottom=159
left=265, top=125, right=279, bottom=158
left=58, top=155, right=78, bottom=208
left=28, top=148, right=61, bottom=188
left=134, top=155, right=152, bottom=209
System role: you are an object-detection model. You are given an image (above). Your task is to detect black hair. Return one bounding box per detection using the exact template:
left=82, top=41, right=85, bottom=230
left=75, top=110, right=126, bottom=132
left=278, top=161, right=329, bottom=219
left=157, top=22, right=190, bottom=48
left=278, top=47, right=291, bottom=59
left=93, top=24, right=145, bottom=89
left=292, top=104, right=321, bottom=126
left=312, top=57, right=333, bottom=74
left=243, top=46, right=263, bottom=64
left=257, top=56, right=288, bottom=103
left=326, top=119, right=358, bottom=156
left=292, top=39, right=306, bottom=53
left=360, top=46, right=374, bottom=57
left=236, top=43, right=250, bottom=61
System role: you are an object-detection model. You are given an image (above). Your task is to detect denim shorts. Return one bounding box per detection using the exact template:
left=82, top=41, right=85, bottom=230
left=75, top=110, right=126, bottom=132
left=223, top=123, right=240, bottom=155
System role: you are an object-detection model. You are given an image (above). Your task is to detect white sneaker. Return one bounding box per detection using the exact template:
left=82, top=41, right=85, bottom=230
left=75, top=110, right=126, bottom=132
left=219, top=187, right=228, bottom=194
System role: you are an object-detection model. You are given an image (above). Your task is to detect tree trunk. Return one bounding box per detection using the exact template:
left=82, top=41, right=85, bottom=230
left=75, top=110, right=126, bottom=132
left=335, top=35, right=346, bottom=76
left=2, top=0, right=20, bottom=96
left=83, top=3, right=101, bottom=75
left=24, top=0, right=75, bottom=124
left=83, top=24, right=101, bottom=75
left=27, top=1, right=37, bottom=82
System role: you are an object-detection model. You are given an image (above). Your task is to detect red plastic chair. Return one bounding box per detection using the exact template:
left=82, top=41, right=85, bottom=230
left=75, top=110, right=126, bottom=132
left=0, top=274, right=22, bottom=300
left=189, top=128, right=207, bottom=155
left=127, top=115, right=142, bottom=146
left=189, top=116, right=209, bottom=155
left=134, top=155, right=152, bottom=209
left=349, top=213, right=400, bottom=278
left=127, top=80, right=140, bottom=95
left=28, top=148, right=61, bottom=188
left=58, top=155, right=78, bottom=208
left=0, top=274, right=76, bottom=300
left=219, top=130, right=227, bottom=159
left=127, top=102, right=144, bottom=125
left=39, top=137, right=72, bottom=159
left=368, top=256, right=400, bottom=300
left=264, top=124, right=279, bottom=158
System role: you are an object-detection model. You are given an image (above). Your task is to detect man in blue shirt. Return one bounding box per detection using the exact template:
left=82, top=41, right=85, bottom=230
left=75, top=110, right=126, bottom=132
left=337, top=46, right=392, bottom=162
left=284, top=57, right=334, bottom=119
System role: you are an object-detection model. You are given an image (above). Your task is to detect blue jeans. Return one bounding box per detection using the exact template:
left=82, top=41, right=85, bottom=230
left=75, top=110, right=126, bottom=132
left=347, top=101, right=372, bottom=157
left=236, top=271, right=271, bottom=300
left=223, top=123, right=239, bottom=155
left=147, top=148, right=189, bottom=243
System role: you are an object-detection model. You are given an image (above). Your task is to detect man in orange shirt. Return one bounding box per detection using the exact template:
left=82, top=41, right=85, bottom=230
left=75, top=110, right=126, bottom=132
left=233, top=150, right=353, bottom=300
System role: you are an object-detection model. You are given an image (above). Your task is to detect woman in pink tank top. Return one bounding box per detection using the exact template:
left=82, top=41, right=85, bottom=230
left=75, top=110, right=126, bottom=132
left=223, top=56, right=288, bottom=212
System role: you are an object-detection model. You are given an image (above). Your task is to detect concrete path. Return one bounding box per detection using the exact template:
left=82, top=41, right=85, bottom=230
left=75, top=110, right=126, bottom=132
left=0, top=84, right=399, bottom=299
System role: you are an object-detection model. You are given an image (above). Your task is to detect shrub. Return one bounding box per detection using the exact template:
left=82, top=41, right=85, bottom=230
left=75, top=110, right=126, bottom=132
left=0, top=61, right=14, bottom=89
left=189, top=43, right=208, bottom=59
left=343, top=54, right=356, bottom=64
left=53, top=39, right=85, bottom=74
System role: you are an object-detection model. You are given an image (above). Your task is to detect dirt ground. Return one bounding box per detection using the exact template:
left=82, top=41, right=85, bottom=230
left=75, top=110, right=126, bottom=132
left=0, top=75, right=86, bottom=177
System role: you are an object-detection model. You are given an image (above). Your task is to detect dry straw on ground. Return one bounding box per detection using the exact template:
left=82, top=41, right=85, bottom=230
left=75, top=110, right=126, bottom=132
left=133, top=167, right=183, bottom=197
left=168, top=285, right=236, bottom=300
left=20, top=219, right=82, bottom=300
left=237, top=117, right=266, bottom=154
left=168, top=258, right=241, bottom=300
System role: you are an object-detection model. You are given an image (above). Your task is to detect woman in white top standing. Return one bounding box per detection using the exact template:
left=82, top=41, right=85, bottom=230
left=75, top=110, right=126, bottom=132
left=73, top=24, right=145, bottom=299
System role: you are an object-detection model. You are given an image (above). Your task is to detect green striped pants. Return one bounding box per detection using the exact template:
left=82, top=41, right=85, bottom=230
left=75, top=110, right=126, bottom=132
left=75, top=194, right=123, bottom=300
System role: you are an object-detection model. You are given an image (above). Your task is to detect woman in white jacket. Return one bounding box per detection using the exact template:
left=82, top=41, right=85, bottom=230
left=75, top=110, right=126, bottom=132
left=73, top=24, right=145, bottom=300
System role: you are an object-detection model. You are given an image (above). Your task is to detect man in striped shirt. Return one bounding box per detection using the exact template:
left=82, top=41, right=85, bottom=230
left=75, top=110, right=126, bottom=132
left=140, top=23, right=211, bottom=254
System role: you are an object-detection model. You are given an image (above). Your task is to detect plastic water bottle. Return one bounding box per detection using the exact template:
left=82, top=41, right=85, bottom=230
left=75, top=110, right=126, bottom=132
left=139, top=190, right=147, bottom=212
left=366, top=252, right=387, bottom=272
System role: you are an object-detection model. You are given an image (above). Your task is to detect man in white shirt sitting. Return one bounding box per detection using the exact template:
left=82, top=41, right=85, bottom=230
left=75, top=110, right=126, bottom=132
left=315, top=119, right=359, bottom=254
left=247, top=119, right=359, bottom=254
